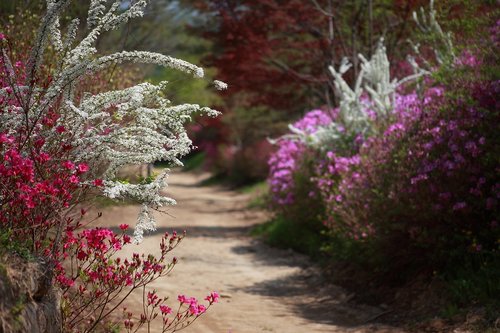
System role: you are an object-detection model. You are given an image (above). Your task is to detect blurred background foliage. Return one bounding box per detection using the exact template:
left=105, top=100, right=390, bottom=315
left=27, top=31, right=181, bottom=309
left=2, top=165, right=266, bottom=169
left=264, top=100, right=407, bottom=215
left=2, top=0, right=498, bottom=327
left=0, top=0, right=461, bottom=183
left=186, top=0, right=433, bottom=182
left=0, top=0, right=220, bottom=105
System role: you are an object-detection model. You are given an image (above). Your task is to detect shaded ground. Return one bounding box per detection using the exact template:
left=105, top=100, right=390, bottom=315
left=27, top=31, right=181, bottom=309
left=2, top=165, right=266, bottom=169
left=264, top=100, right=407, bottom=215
left=97, top=171, right=407, bottom=333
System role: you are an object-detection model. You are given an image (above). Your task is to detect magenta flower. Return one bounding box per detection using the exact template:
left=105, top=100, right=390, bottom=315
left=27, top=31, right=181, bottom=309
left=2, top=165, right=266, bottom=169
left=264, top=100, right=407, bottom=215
left=159, top=304, right=172, bottom=315
left=77, top=163, right=89, bottom=173
left=62, top=160, right=75, bottom=170
left=268, top=109, right=333, bottom=207
left=204, top=291, right=220, bottom=304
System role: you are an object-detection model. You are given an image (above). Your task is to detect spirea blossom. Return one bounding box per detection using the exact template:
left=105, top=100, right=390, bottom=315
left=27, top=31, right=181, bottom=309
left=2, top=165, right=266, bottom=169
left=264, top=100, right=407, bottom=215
left=213, top=80, right=228, bottom=90
left=0, top=0, right=225, bottom=243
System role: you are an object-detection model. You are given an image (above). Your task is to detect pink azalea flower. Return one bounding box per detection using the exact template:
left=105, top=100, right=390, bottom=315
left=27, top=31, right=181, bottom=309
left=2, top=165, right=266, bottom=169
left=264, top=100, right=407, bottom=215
left=93, top=179, right=104, bottom=187
left=159, top=304, right=172, bottom=315
left=69, top=175, right=79, bottom=184
left=77, top=163, right=89, bottom=173
left=62, top=160, right=75, bottom=170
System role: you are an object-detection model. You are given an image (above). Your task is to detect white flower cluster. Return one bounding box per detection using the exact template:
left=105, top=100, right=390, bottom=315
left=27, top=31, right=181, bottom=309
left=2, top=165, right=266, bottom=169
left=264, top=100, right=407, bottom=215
left=0, top=0, right=223, bottom=242
left=277, top=40, right=412, bottom=149
left=326, top=37, right=432, bottom=140
left=213, top=80, right=228, bottom=91
left=284, top=1, right=449, bottom=150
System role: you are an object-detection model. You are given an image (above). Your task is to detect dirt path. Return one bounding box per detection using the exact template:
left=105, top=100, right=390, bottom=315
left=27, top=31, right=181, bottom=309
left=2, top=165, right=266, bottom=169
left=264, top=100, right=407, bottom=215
left=97, top=171, right=406, bottom=333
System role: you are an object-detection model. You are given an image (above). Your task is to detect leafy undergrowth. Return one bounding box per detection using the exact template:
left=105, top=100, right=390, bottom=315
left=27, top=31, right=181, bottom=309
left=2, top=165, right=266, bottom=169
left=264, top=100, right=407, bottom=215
left=180, top=152, right=207, bottom=172
left=251, top=214, right=500, bottom=332
left=0, top=230, right=33, bottom=260
left=251, top=215, right=327, bottom=262
left=181, top=152, right=272, bottom=194
left=238, top=181, right=269, bottom=209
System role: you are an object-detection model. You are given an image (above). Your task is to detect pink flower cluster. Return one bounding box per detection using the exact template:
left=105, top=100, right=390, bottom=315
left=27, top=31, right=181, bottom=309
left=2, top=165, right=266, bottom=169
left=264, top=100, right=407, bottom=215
left=318, top=78, right=499, bottom=257
left=0, top=139, right=88, bottom=242
left=58, top=229, right=188, bottom=331
left=178, top=294, right=207, bottom=315
left=311, top=92, right=438, bottom=239
left=0, top=58, right=98, bottom=245
left=267, top=51, right=498, bottom=268
left=123, top=290, right=219, bottom=333
left=268, top=110, right=332, bottom=206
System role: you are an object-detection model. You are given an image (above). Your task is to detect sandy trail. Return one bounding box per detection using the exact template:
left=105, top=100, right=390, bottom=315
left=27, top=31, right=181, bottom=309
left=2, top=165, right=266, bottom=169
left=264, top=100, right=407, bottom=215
left=97, top=171, right=405, bottom=333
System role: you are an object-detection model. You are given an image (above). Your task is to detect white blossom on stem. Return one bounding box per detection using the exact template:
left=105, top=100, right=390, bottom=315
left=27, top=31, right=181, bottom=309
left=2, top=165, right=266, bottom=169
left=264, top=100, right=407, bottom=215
left=0, top=0, right=223, bottom=242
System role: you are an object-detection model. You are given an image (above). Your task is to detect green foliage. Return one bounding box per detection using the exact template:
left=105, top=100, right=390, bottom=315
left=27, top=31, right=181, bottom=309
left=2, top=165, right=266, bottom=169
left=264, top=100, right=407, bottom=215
left=320, top=231, right=377, bottom=265
left=181, top=152, right=206, bottom=172
left=436, top=251, right=500, bottom=327
left=435, top=0, right=499, bottom=40
left=251, top=215, right=325, bottom=259
left=10, top=294, right=26, bottom=318
left=0, top=230, right=33, bottom=260
left=239, top=181, right=269, bottom=209
left=285, top=152, right=326, bottom=231
left=137, top=2, right=221, bottom=107
left=0, top=263, right=9, bottom=288
left=444, top=252, right=500, bottom=310
left=254, top=150, right=328, bottom=259
left=151, top=64, right=221, bottom=107
left=96, top=321, right=122, bottom=333
left=93, top=196, right=134, bottom=208
left=440, top=303, right=460, bottom=319
left=198, top=173, right=227, bottom=187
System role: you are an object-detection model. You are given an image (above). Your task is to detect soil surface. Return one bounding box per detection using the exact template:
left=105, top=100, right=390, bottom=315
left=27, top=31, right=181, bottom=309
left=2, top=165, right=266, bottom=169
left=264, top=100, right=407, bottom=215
left=97, top=171, right=407, bottom=333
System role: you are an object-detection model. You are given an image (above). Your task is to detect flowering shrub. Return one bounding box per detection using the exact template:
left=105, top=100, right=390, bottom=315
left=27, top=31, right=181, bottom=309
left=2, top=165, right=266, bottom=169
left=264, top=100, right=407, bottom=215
left=122, top=290, right=219, bottom=333
left=268, top=109, right=332, bottom=207
left=329, top=76, right=499, bottom=271
left=264, top=110, right=334, bottom=256
left=265, top=2, right=499, bottom=302
left=1, top=1, right=224, bottom=331
left=314, top=89, right=443, bottom=240
left=56, top=226, right=219, bottom=332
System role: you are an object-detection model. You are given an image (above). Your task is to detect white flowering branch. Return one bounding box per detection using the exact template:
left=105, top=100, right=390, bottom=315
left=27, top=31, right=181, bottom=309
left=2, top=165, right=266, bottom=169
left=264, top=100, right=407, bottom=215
left=0, top=0, right=227, bottom=242
left=412, top=0, right=455, bottom=65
